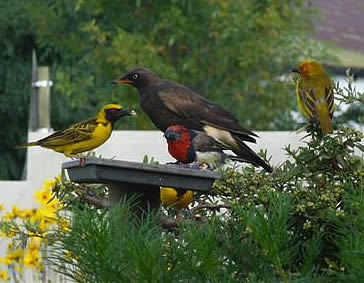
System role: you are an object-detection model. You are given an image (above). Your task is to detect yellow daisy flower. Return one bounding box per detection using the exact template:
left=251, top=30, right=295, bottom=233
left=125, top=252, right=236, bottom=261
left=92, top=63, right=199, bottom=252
left=6, top=250, right=24, bottom=262
left=28, top=240, right=40, bottom=253
left=42, top=179, right=57, bottom=191
left=35, top=189, right=52, bottom=205
left=39, top=217, right=53, bottom=231
left=46, top=198, right=61, bottom=212
left=29, top=208, right=40, bottom=223
left=0, top=257, right=11, bottom=265
left=21, top=209, right=33, bottom=219
left=24, top=251, right=40, bottom=267
left=3, top=211, right=15, bottom=220
left=0, top=269, right=9, bottom=281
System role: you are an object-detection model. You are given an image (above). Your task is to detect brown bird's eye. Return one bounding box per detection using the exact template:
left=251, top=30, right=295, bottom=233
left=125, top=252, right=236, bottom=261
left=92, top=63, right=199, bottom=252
left=132, top=74, right=139, bottom=80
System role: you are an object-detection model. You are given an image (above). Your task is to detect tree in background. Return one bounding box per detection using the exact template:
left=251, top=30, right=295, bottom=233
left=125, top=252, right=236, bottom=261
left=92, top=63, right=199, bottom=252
left=0, top=1, right=35, bottom=179
left=0, top=0, right=328, bottom=179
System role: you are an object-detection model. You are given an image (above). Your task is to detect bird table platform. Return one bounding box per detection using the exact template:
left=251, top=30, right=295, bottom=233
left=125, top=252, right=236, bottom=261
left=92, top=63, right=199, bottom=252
left=62, top=157, right=219, bottom=213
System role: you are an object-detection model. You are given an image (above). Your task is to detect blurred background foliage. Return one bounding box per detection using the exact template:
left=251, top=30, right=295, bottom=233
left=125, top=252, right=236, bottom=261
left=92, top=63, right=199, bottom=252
left=1, top=0, right=331, bottom=179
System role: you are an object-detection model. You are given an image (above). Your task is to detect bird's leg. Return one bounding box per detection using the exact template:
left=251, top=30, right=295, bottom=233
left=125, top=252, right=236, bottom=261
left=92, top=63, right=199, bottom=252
left=166, top=161, right=188, bottom=167
left=78, top=152, right=89, bottom=167
left=199, top=164, right=209, bottom=170
left=68, top=153, right=87, bottom=166
left=188, top=161, right=208, bottom=170
left=176, top=210, right=184, bottom=221
left=166, top=161, right=180, bottom=165
left=79, top=157, right=86, bottom=167
left=188, top=161, right=201, bottom=169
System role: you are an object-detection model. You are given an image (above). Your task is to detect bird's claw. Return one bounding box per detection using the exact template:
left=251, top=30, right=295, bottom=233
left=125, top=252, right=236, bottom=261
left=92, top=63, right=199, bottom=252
left=166, top=161, right=180, bottom=165
left=188, top=161, right=209, bottom=170
left=79, top=157, right=86, bottom=167
left=166, top=161, right=189, bottom=167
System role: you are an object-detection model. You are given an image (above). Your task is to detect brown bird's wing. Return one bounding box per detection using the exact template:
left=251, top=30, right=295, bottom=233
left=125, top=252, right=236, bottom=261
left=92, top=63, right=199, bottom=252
left=158, top=82, right=258, bottom=143
left=37, top=118, right=97, bottom=147
left=228, top=135, right=272, bottom=172
left=191, top=130, right=272, bottom=172
left=191, top=130, right=228, bottom=152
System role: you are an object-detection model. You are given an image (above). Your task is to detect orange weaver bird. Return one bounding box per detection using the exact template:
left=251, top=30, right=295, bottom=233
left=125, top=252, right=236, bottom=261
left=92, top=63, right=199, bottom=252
left=160, top=187, right=194, bottom=209
left=292, top=60, right=334, bottom=135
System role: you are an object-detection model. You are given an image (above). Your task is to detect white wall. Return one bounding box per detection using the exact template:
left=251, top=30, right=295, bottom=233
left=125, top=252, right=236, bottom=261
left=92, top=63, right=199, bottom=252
left=0, top=129, right=362, bottom=281
left=1, top=130, right=307, bottom=212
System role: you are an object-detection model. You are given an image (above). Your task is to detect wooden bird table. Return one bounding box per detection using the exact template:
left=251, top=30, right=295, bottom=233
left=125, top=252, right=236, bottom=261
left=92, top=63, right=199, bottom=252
left=62, top=157, right=219, bottom=214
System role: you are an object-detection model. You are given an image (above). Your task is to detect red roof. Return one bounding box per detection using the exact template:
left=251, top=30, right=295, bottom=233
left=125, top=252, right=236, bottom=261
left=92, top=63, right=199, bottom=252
left=314, top=0, right=364, bottom=54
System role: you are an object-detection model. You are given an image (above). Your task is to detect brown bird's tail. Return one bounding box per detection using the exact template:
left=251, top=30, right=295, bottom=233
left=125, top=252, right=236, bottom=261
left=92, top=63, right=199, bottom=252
left=15, top=142, right=38, bottom=149
left=231, top=134, right=273, bottom=173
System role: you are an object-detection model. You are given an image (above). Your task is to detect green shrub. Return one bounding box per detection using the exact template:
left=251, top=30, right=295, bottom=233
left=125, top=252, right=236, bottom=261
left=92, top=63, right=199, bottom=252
left=46, top=76, right=363, bottom=282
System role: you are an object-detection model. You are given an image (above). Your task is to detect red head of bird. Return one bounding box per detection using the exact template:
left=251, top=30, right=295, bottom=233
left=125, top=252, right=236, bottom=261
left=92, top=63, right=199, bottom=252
left=164, top=125, right=196, bottom=164
left=292, top=60, right=326, bottom=77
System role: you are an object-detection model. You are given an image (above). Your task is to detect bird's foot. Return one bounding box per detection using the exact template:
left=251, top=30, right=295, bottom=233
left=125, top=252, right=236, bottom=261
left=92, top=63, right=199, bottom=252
left=189, top=161, right=208, bottom=170
left=166, top=161, right=187, bottom=167
left=79, top=157, right=86, bottom=167
left=175, top=211, right=184, bottom=221
left=166, top=161, right=180, bottom=165
left=68, top=153, right=88, bottom=166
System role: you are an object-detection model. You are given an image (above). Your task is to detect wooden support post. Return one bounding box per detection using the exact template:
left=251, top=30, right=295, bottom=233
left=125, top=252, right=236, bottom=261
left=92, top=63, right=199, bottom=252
left=109, top=183, right=161, bottom=216
left=37, top=67, right=51, bottom=129
left=29, top=50, right=38, bottom=131
left=29, top=50, right=51, bottom=131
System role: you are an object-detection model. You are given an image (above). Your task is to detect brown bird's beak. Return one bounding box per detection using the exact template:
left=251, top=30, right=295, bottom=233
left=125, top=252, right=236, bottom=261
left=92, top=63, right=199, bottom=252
left=110, top=76, right=133, bottom=85
left=292, top=68, right=300, bottom=74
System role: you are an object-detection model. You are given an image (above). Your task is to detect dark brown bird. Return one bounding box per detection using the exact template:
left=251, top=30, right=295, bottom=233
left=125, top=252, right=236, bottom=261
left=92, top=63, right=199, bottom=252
left=112, top=67, right=272, bottom=172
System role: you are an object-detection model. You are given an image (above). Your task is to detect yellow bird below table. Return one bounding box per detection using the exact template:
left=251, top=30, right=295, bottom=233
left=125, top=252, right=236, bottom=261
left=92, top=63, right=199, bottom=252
left=292, top=60, right=335, bottom=135
left=160, top=187, right=194, bottom=209
left=16, top=104, right=135, bottom=157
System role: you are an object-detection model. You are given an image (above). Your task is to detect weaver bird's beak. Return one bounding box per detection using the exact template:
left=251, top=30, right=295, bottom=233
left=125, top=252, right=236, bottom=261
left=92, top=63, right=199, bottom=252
left=117, top=108, right=136, bottom=118
left=292, top=68, right=300, bottom=74
left=123, top=109, right=136, bottom=117
left=110, top=76, right=132, bottom=85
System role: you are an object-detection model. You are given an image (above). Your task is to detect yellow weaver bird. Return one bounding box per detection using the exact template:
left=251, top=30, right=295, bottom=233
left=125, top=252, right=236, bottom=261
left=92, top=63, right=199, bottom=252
left=160, top=187, right=194, bottom=209
left=17, top=104, right=135, bottom=157
left=292, top=60, right=334, bottom=134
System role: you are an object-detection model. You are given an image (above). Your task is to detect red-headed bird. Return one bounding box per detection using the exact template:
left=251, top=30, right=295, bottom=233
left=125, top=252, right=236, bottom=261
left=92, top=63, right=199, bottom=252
left=164, top=125, right=267, bottom=170
left=112, top=67, right=272, bottom=172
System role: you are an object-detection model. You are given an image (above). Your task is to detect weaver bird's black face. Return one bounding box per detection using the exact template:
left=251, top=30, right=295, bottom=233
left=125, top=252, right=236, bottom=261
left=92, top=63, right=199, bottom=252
left=164, top=128, right=182, bottom=142
left=111, top=67, right=159, bottom=90
left=105, top=108, right=134, bottom=123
